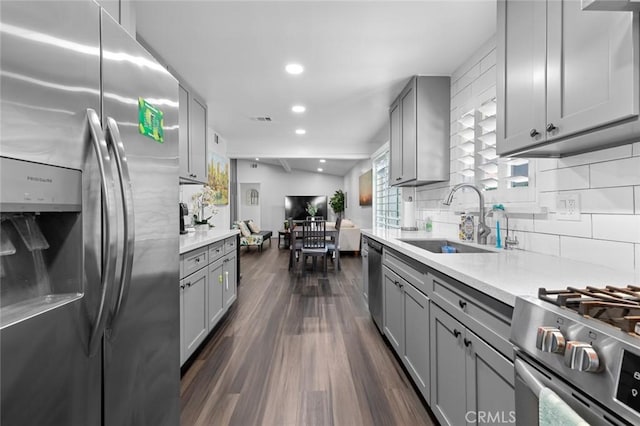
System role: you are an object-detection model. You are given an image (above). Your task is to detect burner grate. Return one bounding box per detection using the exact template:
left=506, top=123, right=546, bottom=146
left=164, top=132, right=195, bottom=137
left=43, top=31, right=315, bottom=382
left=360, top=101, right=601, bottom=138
left=539, top=286, right=640, bottom=333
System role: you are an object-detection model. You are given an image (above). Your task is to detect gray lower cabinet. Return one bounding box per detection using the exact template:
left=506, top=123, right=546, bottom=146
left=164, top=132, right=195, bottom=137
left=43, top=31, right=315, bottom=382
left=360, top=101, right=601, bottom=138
left=222, top=253, right=237, bottom=308
left=383, top=266, right=404, bottom=352
left=430, top=303, right=515, bottom=426
left=207, top=258, right=225, bottom=329
left=403, top=282, right=430, bottom=402
left=382, top=265, right=430, bottom=402
left=181, top=267, right=208, bottom=362
left=180, top=236, right=238, bottom=366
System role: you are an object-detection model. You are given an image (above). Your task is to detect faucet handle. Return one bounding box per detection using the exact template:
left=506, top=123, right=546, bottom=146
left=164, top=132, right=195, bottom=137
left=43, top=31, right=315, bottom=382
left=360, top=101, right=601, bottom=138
left=505, top=233, right=519, bottom=249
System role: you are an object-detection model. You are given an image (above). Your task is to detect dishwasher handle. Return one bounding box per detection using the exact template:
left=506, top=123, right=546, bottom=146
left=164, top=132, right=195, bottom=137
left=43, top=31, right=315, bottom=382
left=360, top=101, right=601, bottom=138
left=368, top=240, right=383, bottom=254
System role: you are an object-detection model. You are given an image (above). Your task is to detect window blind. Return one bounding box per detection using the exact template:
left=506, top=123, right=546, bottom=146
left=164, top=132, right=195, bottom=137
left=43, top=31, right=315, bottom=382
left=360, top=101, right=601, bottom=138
left=373, top=150, right=400, bottom=229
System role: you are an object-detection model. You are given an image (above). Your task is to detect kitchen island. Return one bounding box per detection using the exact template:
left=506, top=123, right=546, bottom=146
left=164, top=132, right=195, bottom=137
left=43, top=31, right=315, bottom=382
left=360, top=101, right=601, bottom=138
left=179, top=229, right=240, bottom=367
left=361, top=227, right=640, bottom=426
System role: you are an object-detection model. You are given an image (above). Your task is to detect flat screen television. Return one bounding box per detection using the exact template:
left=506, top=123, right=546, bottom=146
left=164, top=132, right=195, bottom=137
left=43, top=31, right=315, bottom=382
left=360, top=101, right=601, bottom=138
left=284, top=195, right=327, bottom=221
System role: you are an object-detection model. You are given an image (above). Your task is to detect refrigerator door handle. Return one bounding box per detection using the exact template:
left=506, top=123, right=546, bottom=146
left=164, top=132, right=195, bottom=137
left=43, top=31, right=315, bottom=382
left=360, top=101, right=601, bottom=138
left=86, top=108, right=119, bottom=357
left=105, top=117, right=135, bottom=338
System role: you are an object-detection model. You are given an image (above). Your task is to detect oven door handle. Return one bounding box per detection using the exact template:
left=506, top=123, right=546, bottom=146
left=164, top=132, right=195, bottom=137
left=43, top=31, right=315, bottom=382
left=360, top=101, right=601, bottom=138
left=515, top=358, right=544, bottom=397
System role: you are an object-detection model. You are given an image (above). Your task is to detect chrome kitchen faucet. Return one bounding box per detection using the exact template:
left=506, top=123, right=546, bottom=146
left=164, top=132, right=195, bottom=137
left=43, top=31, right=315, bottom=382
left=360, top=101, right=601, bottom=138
left=443, top=183, right=491, bottom=245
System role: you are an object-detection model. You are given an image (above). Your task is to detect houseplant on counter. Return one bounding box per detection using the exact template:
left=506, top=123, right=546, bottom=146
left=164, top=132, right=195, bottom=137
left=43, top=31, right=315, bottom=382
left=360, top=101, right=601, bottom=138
left=191, top=185, right=218, bottom=232
left=329, top=189, right=345, bottom=219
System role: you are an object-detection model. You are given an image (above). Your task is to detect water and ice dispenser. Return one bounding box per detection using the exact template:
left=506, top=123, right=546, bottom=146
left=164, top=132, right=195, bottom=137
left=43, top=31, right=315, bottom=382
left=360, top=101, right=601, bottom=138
left=0, top=157, right=83, bottom=328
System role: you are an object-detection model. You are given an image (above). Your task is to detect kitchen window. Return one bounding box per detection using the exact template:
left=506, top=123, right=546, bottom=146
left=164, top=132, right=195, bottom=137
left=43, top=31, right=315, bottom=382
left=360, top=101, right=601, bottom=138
left=373, top=148, right=400, bottom=229
left=454, top=87, right=535, bottom=204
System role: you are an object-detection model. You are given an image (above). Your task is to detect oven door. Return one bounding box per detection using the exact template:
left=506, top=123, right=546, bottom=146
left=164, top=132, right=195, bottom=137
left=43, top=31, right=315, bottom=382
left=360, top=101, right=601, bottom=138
left=515, top=351, right=624, bottom=426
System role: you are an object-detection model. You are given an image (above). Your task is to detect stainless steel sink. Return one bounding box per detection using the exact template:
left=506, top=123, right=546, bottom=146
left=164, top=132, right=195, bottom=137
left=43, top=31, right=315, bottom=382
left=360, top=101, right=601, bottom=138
left=399, top=239, right=497, bottom=254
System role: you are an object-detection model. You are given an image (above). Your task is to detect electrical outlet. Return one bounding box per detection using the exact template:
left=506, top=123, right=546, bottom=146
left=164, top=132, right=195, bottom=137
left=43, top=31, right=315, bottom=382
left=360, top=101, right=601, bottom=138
left=557, top=193, right=581, bottom=221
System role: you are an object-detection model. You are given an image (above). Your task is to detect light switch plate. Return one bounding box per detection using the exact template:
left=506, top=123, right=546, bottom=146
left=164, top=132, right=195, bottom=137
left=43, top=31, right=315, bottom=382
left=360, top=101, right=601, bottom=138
left=557, top=192, right=581, bottom=221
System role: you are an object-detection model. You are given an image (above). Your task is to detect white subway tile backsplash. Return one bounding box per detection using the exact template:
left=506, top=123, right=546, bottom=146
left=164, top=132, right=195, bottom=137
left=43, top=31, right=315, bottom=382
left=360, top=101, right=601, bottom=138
left=417, top=38, right=640, bottom=272
left=480, top=49, right=496, bottom=74
left=456, top=64, right=480, bottom=93
left=537, top=192, right=557, bottom=211
left=560, top=237, right=635, bottom=271
left=472, top=66, right=495, bottom=97
left=576, top=187, right=635, bottom=214
left=534, top=213, right=592, bottom=238
left=592, top=214, right=640, bottom=243
left=590, top=156, right=640, bottom=188
left=535, top=158, right=559, bottom=172
left=557, top=145, right=632, bottom=168
left=525, top=232, right=560, bottom=257
left=537, top=166, right=590, bottom=192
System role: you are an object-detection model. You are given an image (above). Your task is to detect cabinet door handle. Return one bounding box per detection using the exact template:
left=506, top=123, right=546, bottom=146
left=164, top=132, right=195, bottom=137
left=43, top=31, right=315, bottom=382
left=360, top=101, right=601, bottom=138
left=529, top=128, right=539, bottom=137
left=195, top=258, right=200, bottom=263
left=396, top=177, right=402, bottom=181
left=453, top=329, right=461, bottom=338
left=459, top=300, right=467, bottom=309
left=398, top=283, right=404, bottom=289
left=225, top=271, right=229, bottom=290
left=180, top=284, right=185, bottom=290
left=185, top=282, right=191, bottom=287
left=464, top=338, right=472, bottom=347
left=546, top=123, right=557, bottom=132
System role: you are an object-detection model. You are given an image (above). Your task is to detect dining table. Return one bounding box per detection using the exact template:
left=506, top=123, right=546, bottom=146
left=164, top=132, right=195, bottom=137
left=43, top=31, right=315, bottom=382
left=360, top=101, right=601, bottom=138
left=288, top=223, right=340, bottom=272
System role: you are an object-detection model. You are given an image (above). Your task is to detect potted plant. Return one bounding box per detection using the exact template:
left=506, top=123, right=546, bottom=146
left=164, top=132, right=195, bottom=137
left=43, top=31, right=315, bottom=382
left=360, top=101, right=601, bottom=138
left=191, top=185, right=218, bottom=232
left=329, top=189, right=345, bottom=219
left=305, top=202, right=318, bottom=218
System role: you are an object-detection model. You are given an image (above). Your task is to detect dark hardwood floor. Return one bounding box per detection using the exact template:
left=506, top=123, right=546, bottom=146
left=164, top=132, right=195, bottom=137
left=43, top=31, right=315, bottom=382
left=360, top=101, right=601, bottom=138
left=180, top=245, right=436, bottom=426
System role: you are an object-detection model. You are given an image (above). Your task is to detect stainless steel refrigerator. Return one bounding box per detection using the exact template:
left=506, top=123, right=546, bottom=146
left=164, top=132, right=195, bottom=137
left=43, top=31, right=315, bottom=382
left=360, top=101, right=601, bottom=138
left=0, top=1, right=180, bottom=424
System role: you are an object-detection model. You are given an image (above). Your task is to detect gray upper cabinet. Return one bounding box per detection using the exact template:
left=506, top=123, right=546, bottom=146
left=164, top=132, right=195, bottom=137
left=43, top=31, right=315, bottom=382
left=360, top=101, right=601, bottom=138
left=178, top=84, right=190, bottom=179
left=178, top=84, right=208, bottom=184
left=497, top=0, right=639, bottom=157
left=389, top=76, right=450, bottom=186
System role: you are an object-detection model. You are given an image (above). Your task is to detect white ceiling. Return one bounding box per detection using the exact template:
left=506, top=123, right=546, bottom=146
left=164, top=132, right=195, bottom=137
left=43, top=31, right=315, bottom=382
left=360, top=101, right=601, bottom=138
left=136, top=0, right=497, bottom=176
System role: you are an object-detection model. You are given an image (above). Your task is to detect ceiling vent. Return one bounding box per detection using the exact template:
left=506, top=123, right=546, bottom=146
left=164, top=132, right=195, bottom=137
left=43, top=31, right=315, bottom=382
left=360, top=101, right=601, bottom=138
left=251, top=116, right=272, bottom=122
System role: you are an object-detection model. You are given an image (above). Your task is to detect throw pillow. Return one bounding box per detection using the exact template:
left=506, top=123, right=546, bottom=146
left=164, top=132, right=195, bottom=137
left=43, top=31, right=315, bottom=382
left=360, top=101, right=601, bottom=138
left=247, top=220, right=261, bottom=233
left=237, top=221, right=251, bottom=237
left=341, top=219, right=355, bottom=228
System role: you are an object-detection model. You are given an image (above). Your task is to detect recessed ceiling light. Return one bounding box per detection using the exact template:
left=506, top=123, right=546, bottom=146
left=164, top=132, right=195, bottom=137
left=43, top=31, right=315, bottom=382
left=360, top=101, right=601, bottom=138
left=285, top=63, right=304, bottom=75
left=255, top=158, right=260, bottom=161
left=295, top=129, right=306, bottom=135
left=291, top=105, right=306, bottom=113
left=319, top=159, right=326, bottom=163
left=317, top=168, right=323, bottom=172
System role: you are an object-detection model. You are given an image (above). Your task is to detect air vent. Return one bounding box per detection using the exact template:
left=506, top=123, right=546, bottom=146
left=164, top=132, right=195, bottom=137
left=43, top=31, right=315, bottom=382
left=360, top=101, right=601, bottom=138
left=251, top=116, right=272, bottom=122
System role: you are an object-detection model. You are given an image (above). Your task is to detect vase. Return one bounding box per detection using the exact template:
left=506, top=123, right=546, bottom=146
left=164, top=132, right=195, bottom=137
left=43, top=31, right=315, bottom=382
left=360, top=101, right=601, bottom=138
left=195, top=224, right=209, bottom=233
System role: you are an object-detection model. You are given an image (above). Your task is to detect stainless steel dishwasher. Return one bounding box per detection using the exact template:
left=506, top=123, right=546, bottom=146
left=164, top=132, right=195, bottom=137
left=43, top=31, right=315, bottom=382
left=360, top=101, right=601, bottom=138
left=367, top=239, right=383, bottom=333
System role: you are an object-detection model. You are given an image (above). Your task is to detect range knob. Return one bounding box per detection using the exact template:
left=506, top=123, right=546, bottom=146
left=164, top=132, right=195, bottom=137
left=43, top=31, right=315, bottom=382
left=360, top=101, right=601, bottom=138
left=536, top=326, right=566, bottom=353
left=564, top=341, right=600, bottom=373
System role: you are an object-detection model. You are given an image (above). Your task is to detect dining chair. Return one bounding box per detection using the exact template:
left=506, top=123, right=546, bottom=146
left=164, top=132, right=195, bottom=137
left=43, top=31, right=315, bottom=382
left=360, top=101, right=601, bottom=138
left=300, top=219, right=328, bottom=276
left=327, top=217, right=341, bottom=271
left=288, top=217, right=302, bottom=271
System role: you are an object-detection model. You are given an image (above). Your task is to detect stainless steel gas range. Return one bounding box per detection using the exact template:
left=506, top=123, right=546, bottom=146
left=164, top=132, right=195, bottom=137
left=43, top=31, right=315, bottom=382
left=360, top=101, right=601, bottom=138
left=511, top=286, right=640, bottom=425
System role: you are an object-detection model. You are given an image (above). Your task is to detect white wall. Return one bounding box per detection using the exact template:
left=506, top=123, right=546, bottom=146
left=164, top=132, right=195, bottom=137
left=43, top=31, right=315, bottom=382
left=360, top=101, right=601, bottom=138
left=343, top=159, right=374, bottom=229
left=414, top=37, right=640, bottom=272
left=237, top=160, right=343, bottom=234
left=239, top=183, right=261, bottom=226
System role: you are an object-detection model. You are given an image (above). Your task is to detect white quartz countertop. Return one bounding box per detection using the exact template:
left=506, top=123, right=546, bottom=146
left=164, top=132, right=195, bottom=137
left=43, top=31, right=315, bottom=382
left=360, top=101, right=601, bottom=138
left=179, top=229, right=240, bottom=254
left=362, top=228, right=640, bottom=307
